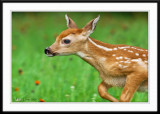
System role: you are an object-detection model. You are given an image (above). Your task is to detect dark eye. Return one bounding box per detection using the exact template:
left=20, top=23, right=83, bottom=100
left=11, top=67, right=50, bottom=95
left=63, top=39, right=71, bottom=44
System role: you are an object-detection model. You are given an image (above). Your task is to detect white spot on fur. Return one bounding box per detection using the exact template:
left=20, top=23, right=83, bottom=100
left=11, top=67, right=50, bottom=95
left=140, top=49, right=144, bottom=51
left=124, top=57, right=129, bottom=60
left=128, top=50, right=133, bottom=53
left=88, top=38, right=113, bottom=51
left=131, top=58, right=141, bottom=62
left=118, top=64, right=128, bottom=69
left=118, top=64, right=123, bottom=68
left=119, top=56, right=123, bottom=59
left=120, top=61, right=124, bottom=63
left=116, top=57, right=120, bottom=60
left=123, top=66, right=128, bottom=68
left=113, top=48, right=117, bottom=50
left=124, top=61, right=131, bottom=63
left=137, top=49, right=144, bottom=51
left=142, top=54, right=146, bottom=57
left=116, top=56, right=123, bottom=60
left=135, top=53, right=139, bottom=56
left=118, top=46, right=130, bottom=49
left=144, top=60, right=148, bottom=63
left=112, top=54, right=116, bottom=56
left=124, top=49, right=127, bottom=51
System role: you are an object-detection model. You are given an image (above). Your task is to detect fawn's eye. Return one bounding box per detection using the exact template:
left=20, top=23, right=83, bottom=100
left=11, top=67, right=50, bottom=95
left=63, top=39, right=71, bottom=44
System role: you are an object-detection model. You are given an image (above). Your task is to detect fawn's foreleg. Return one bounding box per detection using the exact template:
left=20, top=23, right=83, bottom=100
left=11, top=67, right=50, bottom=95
left=119, top=73, right=146, bottom=102
left=98, top=81, right=119, bottom=102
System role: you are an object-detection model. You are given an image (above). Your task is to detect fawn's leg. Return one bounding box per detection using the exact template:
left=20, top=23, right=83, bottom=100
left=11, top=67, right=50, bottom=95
left=119, top=73, right=146, bottom=102
left=98, top=81, right=119, bottom=102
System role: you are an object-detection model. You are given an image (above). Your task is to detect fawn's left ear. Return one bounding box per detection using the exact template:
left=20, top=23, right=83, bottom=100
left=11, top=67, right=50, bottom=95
left=65, top=14, right=78, bottom=29
left=82, top=15, right=100, bottom=36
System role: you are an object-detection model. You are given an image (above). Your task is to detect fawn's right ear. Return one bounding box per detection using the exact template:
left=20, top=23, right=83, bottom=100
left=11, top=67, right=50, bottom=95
left=65, top=14, right=78, bottom=29
left=82, top=15, right=100, bottom=37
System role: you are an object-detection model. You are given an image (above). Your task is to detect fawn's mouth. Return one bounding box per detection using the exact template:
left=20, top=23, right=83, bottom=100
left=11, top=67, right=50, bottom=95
left=46, top=53, right=58, bottom=57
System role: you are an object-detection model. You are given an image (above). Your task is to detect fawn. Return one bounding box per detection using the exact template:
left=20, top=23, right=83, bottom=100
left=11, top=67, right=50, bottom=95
left=45, top=15, right=148, bottom=102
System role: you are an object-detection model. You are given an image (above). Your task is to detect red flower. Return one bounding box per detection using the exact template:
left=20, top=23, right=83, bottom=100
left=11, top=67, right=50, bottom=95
left=35, top=80, right=40, bottom=85
left=15, top=87, right=19, bottom=91
left=39, top=98, right=45, bottom=102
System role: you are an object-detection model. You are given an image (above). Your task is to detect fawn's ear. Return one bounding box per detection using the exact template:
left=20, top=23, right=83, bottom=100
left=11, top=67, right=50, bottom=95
left=65, top=14, right=78, bottom=29
left=82, top=15, right=100, bottom=36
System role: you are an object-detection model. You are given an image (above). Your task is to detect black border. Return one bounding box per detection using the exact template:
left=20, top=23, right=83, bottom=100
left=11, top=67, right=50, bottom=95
left=1, top=0, right=159, bottom=113
left=0, top=0, right=160, bottom=2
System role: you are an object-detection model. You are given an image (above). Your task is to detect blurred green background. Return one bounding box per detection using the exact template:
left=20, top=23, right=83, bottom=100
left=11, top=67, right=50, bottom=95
left=12, top=12, right=148, bottom=102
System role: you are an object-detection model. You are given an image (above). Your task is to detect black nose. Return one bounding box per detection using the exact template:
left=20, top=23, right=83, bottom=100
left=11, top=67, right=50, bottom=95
left=44, top=48, right=50, bottom=54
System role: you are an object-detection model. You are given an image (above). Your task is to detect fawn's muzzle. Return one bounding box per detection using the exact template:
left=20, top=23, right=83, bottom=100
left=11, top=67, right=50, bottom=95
left=44, top=48, right=51, bottom=55
left=44, top=47, right=57, bottom=57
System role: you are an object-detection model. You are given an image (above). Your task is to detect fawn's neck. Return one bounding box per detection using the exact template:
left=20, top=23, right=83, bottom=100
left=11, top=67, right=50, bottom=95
left=77, top=37, right=114, bottom=59
left=76, top=37, right=115, bottom=70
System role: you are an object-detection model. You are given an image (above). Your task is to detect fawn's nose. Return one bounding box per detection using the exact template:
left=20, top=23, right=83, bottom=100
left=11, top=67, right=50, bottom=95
left=44, top=47, right=51, bottom=54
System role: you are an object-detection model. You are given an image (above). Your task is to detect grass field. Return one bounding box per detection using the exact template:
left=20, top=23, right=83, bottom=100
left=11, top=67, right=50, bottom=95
left=12, top=12, right=148, bottom=102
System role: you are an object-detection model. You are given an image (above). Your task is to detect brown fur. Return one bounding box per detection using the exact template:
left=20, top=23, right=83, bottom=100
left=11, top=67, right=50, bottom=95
left=57, top=28, right=83, bottom=41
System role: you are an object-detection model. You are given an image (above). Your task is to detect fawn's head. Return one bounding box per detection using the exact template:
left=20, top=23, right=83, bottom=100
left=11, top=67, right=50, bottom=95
left=45, top=14, right=100, bottom=57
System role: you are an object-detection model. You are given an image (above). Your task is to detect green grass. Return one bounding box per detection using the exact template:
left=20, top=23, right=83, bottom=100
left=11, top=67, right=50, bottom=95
left=12, top=12, right=148, bottom=102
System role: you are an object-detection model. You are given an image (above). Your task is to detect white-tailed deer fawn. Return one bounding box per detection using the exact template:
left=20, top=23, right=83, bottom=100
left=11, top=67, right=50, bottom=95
left=45, top=14, right=148, bottom=102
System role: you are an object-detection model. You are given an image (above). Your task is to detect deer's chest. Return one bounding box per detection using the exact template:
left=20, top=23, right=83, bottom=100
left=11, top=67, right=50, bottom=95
left=96, top=57, right=127, bottom=87
left=82, top=55, right=127, bottom=87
